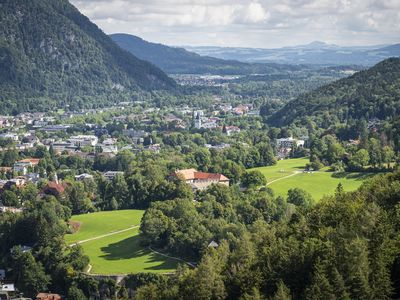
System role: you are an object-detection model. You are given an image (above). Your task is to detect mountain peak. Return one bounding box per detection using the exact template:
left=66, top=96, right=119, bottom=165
left=0, top=0, right=174, bottom=114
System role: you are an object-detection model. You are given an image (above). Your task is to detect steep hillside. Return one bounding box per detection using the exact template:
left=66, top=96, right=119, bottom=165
left=0, top=0, right=175, bottom=114
left=110, top=33, right=301, bottom=75
left=267, top=58, right=400, bottom=127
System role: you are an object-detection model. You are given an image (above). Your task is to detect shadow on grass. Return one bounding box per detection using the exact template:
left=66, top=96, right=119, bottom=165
left=99, top=235, right=179, bottom=271
left=293, top=164, right=307, bottom=170
left=331, top=172, right=376, bottom=181
left=100, top=235, right=146, bottom=260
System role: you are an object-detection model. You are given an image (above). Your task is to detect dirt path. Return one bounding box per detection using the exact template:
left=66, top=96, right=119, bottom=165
left=69, top=225, right=140, bottom=246
left=267, top=170, right=302, bottom=186
left=149, top=246, right=196, bottom=268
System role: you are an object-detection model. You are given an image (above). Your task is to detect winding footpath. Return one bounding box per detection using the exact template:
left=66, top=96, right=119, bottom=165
left=266, top=170, right=302, bottom=186
left=149, top=246, right=196, bottom=268
left=69, top=225, right=140, bottom=246
left=69, top=225, right=195, bottom=274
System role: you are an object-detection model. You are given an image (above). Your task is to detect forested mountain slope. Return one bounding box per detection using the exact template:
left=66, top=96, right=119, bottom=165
left=267, top=58, right=400, bottom=127
left=0, top=0, right=175, bottom=114
left=111, top=33, right=302, bottom=75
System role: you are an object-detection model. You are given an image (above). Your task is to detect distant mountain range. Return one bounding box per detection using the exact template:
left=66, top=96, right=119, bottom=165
left=267, top=57, right=400, bottom=127
left=0, top=0, right=174, bottom=114
left=184, top=41, right=400, bottom=66
left=111, top=33, right=304, bottom=75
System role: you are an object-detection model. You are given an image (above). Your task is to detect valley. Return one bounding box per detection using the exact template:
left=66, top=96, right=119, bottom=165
left=0, top=0, right=399, bottom=299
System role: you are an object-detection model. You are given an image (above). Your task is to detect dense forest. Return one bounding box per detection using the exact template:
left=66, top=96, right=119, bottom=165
left=267, top=58, right=400, bottom=127
left=1, top=152, right=399, bottom=299
left=136, top=171, right=400, bottom=299
left=0, top=0, right=175, bottom=114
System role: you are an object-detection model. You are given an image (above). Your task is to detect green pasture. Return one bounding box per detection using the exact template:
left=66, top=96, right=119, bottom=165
left=251, top=158, right=376, bottom=200
left=65, top=210, right=180, bottom=274
left=251, top=158, right=309, bottom=181
left=65, top=210, right=144, bottom=244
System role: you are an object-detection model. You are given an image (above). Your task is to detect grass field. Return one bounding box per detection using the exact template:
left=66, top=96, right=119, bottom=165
left=252, top=158, right=310, bottom=182
left=66, top=210, right=180, bottom=274
left=251, top=158, right=376, bottom=200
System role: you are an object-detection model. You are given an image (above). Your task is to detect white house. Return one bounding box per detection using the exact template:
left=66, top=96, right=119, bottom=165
left=276, top=137, right=306, bottom=159
left=69, top=135, right=98, bottom=147
left=103, top=171, right=124, bottom=181
left=0, top=133, right=18, bottom=141
left=75, top=173, right=94, bottom=181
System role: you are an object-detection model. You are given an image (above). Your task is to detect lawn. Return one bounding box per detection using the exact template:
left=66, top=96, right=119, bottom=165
left=65, top=210, right=180, bottom=274
left=65, top=210, right=144, bottom=244
left=250, top=158, right=310, bottom=182
left=252, top=158, right=376, bottom=200
left=269, top=171, right=375, bottom=199
left=79, top=227, right=179, bottom=274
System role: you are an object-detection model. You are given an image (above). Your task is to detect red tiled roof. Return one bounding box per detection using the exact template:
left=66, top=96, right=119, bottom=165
left=194, top=172, right=229, bottom=181
left=18, top=158, right=40, bottom=165
left=36, top=293, right=62, bottom=300
left=174, top=169, right=229, bottom=182
left=42, top=182, right=66, bottom=195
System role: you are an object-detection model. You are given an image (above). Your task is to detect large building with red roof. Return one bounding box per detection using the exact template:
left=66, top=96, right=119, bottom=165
left=173, top=168, right=229, bottom=190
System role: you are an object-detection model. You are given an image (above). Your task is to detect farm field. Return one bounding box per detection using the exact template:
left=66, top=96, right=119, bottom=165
left=252, top=158, right=376, bottom=200
left=66, top=210, right=180, bottom=274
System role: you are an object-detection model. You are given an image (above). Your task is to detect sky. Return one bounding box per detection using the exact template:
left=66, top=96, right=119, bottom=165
left=70, top=0, right=400, bottom=48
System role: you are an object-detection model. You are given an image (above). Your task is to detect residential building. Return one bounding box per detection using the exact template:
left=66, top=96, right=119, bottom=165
left=13, top=159, right=40, bottom=175
left=276, top=137, right=305, bottom=149
left=69, top=135, right=98, bottom=147
left=98, top=138, right=118, bottom=154
left=75, top=173, right=94, bottom=181
left=146, top=144, right=161, bottom=153
left=223, top=126, right=241, bottom=136
left=123, top=129, right=148, bottom=144
left=0, top=133, right=18, bottom=141
left=41, top=182, right=67, bottom=197
left=51, top=142, right=77, bottom=154
left=32, top=120, right=48, bottom=128
left=232, top=104, right=249, bottom=115
left=25, top=173, right=40, bottom=184
left=42, top=125, right=71, bottom=132
left=276, top=137, right=305, bottom=159
left=205, top=143, right=231, bottom=150
left=103, top=171, right=124, bottom=181
left=36, top=293, right=62, bottom=300
left=0, top=206, right=23, bottom=214
left=0, top=283, right=15, bottom=293
left=3, top=178, right=26, bottom=189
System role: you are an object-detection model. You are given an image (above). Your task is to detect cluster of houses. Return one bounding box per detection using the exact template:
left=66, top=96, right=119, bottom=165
left=193, top=111, right=242, bottom=135
left=1, top=253, right=62, bottom=299
left=0, top=166, right=128, bottom=215
left=1, top=268, right=61, bottom=300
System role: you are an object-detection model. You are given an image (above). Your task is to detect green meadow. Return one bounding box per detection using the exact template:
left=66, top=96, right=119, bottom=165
left=251, top=158, right=376, bottom=200
left=66, top=210, right=180, bottom=274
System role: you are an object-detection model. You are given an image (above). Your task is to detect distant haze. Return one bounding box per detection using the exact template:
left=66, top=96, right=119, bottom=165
left=70, top=0, right=400, bottom=48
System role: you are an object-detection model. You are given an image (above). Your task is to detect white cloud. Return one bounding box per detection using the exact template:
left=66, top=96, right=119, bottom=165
left=69, top=0, right=400, bottom=48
